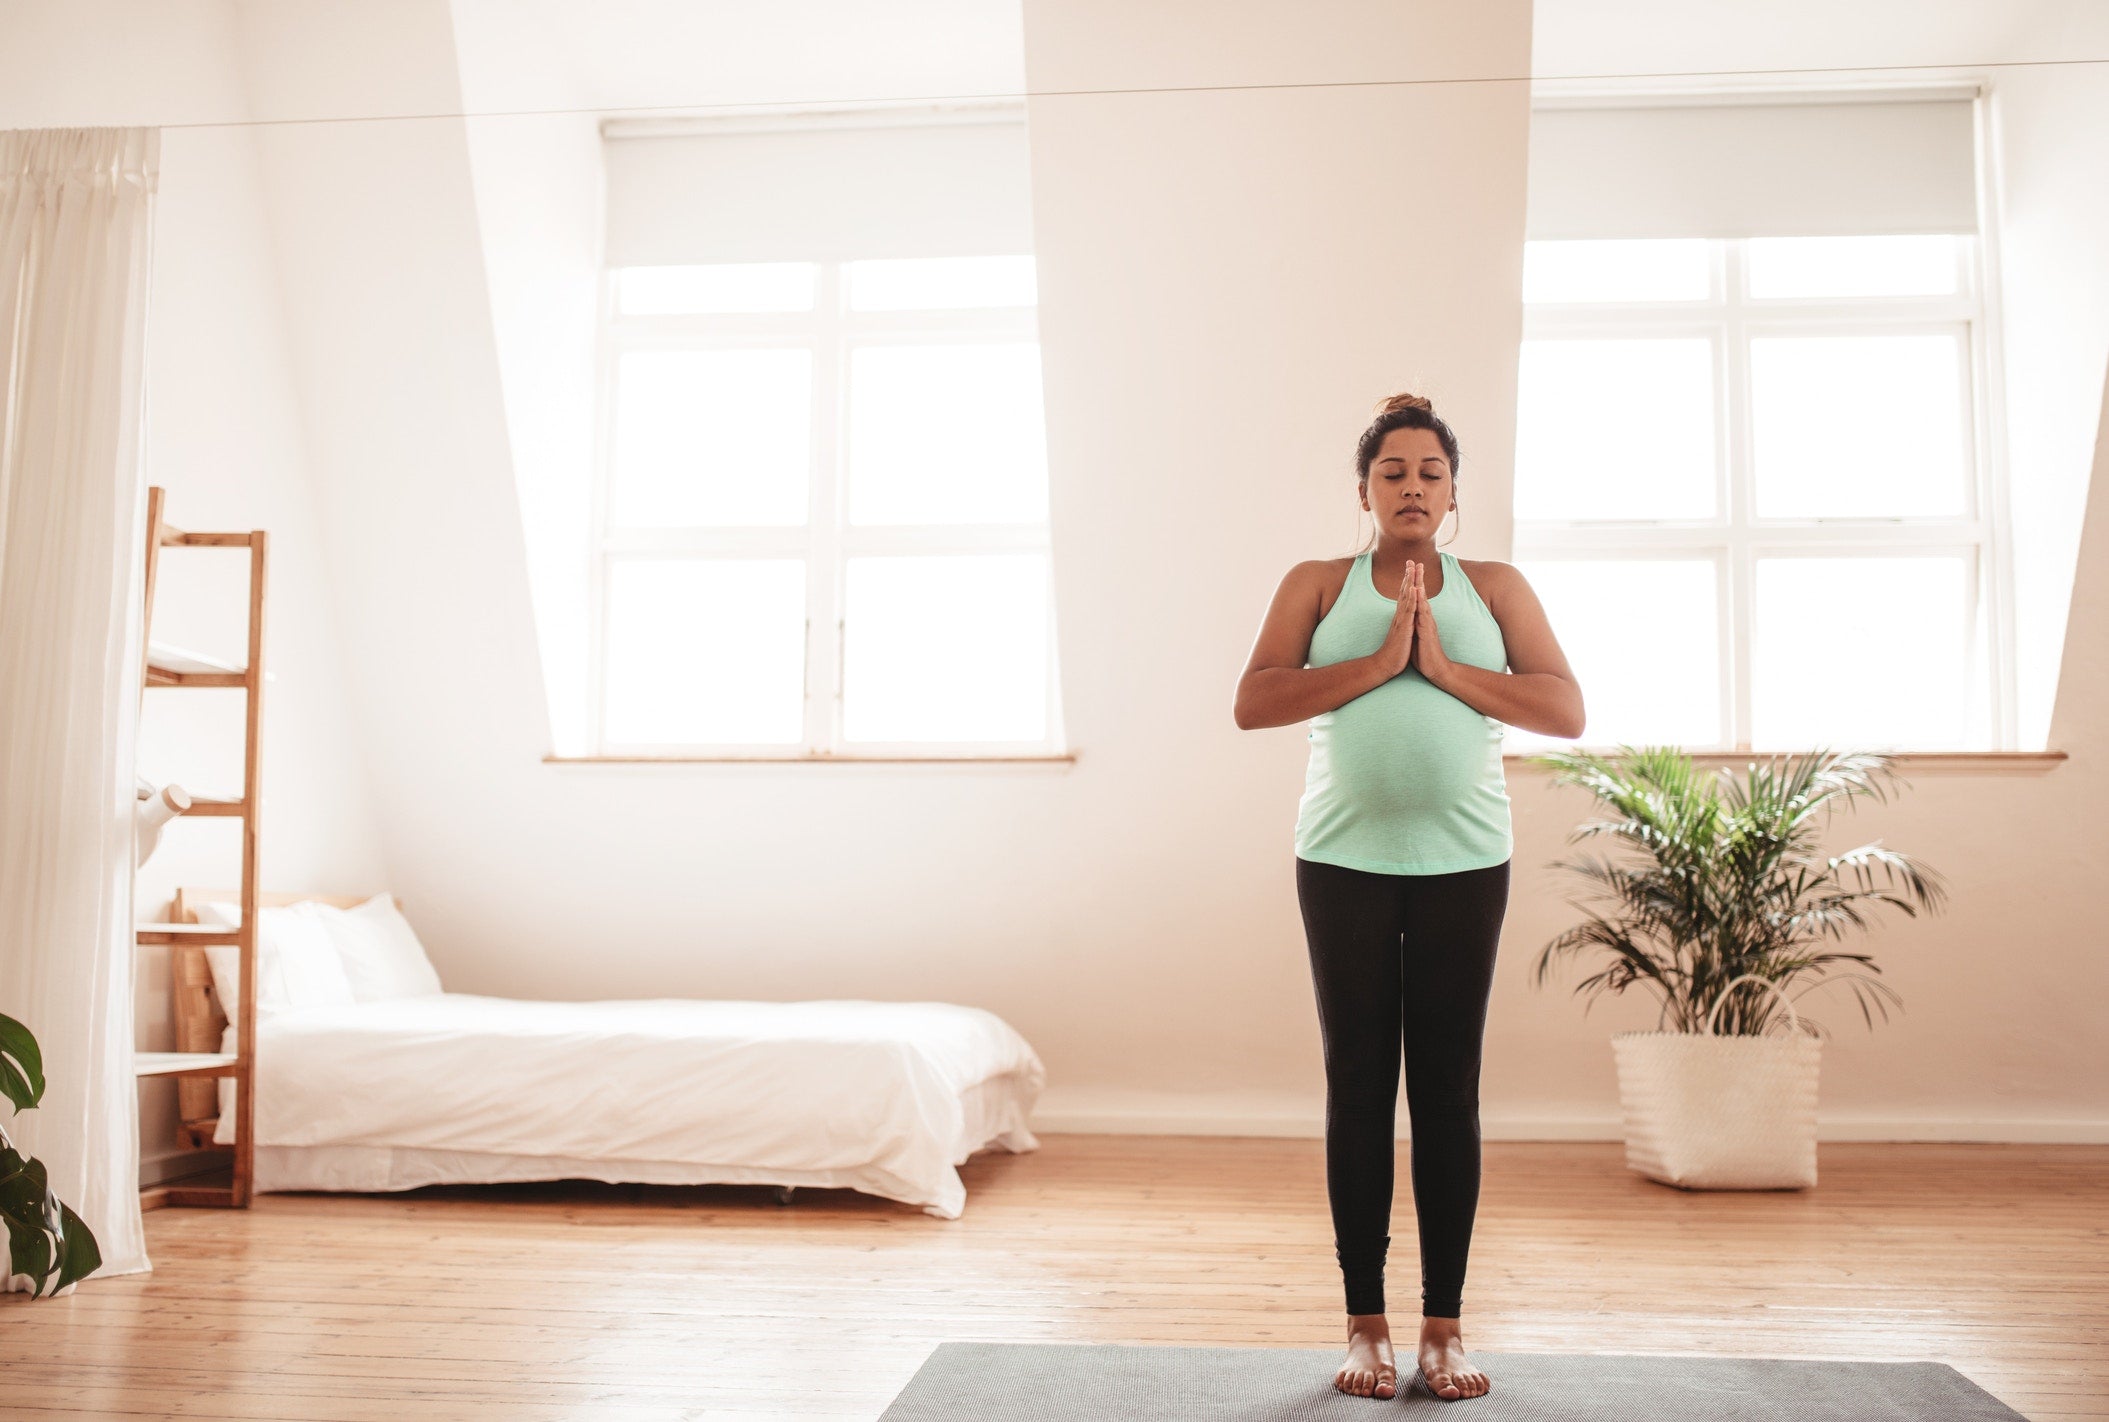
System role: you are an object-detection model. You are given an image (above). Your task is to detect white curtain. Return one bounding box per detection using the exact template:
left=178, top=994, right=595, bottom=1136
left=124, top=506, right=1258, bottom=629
left=0, top=126, right=160, bottom=1285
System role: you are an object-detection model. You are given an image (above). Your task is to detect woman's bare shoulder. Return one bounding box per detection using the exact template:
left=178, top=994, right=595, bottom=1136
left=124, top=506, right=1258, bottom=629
left=1290, top=556, right=1356, bottom=618
left=1455, top=557, right=1518, bottom=612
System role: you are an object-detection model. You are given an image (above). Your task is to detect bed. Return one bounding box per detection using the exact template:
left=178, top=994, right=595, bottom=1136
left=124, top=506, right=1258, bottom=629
left=172, top=888, right=1046, bottom=1219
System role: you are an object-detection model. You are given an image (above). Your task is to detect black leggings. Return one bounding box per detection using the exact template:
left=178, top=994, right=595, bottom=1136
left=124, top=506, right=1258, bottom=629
left=1295, top=855, right=1510, bottom=1319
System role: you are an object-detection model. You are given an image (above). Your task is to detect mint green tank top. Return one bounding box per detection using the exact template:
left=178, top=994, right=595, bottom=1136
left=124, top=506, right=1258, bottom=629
left=1293, top=548, right=1514, bottom=874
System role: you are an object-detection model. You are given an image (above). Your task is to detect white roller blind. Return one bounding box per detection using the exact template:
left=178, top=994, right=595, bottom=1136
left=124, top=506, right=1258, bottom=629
left=1526, top=97, right=1978, bottom=240
left=604, top=115, right=1036, bottom=265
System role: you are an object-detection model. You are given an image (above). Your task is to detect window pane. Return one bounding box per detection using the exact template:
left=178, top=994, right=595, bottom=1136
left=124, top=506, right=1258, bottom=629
left=616, top=263, right=816, bottom=314
left=603, top=559, right=806, bottom=744
left=847, top=344, right=1048, bottom=525
left=1750, top=334, right=1966, bottom=518
left=1751, top=556, right=1968, bottom=750
left=1521, top=239, right=1712, bottom=303
left=611, top=349, right=810, bottom=527
left=1516, top=339, right=1716, bottom=520
left=1747, top=235, right=1960, bottom=299
left=843, top=554, right=1049, bottom=742
left=1503, top=558, right=1722, bottom=752
left=848, top=255, right=1037, bottom=310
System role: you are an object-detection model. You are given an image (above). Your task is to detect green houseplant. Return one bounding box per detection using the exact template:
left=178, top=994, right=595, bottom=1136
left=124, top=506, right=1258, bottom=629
left=1523, top=745, right=1949, bottom=1188
left=1, top=1013, right=103, bottom=1297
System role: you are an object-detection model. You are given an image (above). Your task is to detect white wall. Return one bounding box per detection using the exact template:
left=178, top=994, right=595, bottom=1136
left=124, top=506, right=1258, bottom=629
left=1009, top=0, right=2109, bottom=1138
left=233, top=4, right=560, bottom=988
left=1989, top=64, right=2109, bottom=748
left=4, top=0, right=2106, bottom=1157
left=231, top=0, right=2109, bottom=1139
left=450, top=110, right=602, bottom=753
left=448, top=0, right=607, bottom=755
left=192, top=0, right=1543, bottom=1131
left=0, top=0, right=390, bottom=1180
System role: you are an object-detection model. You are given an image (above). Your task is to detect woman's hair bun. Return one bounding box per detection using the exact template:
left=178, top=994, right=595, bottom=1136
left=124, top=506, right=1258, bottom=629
left=1355, top=387, right=1461, bottom=485
left=1375, top=391, right=1433, bottom=416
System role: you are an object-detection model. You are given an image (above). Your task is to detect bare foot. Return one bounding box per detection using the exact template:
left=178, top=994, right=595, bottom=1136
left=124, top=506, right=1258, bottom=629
left=1417, top=1317, right=1491, bottom=1400
left=1334, top=1312, right=1398, bottom=1399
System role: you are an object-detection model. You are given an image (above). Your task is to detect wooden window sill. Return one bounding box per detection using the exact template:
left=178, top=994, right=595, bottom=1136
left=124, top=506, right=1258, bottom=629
left=1505, top=749, right=2066, bottom=774
left=546, top=749, right=2057, bottom=773
left=544, top=753, right=1078, bottom=766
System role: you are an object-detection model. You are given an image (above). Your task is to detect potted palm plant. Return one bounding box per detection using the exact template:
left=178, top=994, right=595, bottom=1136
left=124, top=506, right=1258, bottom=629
left=1523, top=745, right=1948, bottom=1190
left=2, top=1012, right=102, bottom=1297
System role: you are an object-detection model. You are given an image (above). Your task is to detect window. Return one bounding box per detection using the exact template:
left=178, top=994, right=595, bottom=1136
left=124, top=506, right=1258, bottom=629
left=592, top=253, right=1061, bottom=757
left=1506, top=233, right=1999, bottom=755
left=1508, top=92, right=2005, bottom=755
left=589, top=110, right=1062, bottom=759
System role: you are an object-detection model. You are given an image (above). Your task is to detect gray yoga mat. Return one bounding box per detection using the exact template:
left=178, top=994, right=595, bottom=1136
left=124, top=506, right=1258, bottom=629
left=877, top=1342, right=2029, bottom=1420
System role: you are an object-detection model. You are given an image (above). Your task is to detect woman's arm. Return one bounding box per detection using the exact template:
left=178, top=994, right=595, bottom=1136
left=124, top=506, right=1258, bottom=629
left=1425, top=563, right=1585, bottom=739
left=1234, top=561, right=1406, bottom=730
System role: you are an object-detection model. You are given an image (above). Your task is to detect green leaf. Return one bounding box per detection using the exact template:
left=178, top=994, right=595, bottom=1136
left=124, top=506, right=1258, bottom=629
left=0, top=1145, right=55, bottom=1296
left=52, top=1198, right=102, bottom=1294
left=0, top=1141, right=101, bottom=1297
left=0, top=1013, right=44, bottom=1113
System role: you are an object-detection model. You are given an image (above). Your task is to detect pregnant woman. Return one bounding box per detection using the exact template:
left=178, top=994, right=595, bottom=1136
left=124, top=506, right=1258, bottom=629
left=1234, top=392, right=1585, bottom=1402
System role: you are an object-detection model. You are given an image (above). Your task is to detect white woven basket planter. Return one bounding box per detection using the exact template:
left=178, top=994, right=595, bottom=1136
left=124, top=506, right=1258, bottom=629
left=1610, top=973, right=1822, bottom=1190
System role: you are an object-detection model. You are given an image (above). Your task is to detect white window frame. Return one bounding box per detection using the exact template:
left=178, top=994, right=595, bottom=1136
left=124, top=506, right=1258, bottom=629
left=587, top=260, right=1066, bottom=760
left=1513, top=232, right=2016, bottom=752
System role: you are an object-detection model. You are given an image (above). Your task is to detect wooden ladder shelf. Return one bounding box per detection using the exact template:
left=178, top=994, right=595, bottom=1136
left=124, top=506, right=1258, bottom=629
left=134, top=486, right=267, bottom=1210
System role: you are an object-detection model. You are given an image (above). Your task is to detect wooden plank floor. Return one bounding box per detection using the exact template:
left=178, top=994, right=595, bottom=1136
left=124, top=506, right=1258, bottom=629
left=3, top=1138, right=2102, bottom=1420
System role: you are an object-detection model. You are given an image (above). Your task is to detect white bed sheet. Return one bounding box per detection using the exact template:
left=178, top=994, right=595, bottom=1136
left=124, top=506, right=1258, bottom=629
left=217, top=993, right=1045, bottom=1219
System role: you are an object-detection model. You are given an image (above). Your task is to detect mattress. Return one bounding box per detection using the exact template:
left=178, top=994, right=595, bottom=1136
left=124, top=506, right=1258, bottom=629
left=217, top=993, right=1045, bottom=1219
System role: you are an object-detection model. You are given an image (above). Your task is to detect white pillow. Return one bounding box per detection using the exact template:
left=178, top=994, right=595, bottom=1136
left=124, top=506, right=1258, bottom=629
left=310, top=894, right=444, bottom=1002
left=195, top=900, right=355, bottom=1019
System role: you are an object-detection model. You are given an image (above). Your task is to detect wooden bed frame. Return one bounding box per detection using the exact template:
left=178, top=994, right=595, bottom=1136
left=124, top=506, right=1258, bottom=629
left=167, top=888, right=397, bottom=1148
